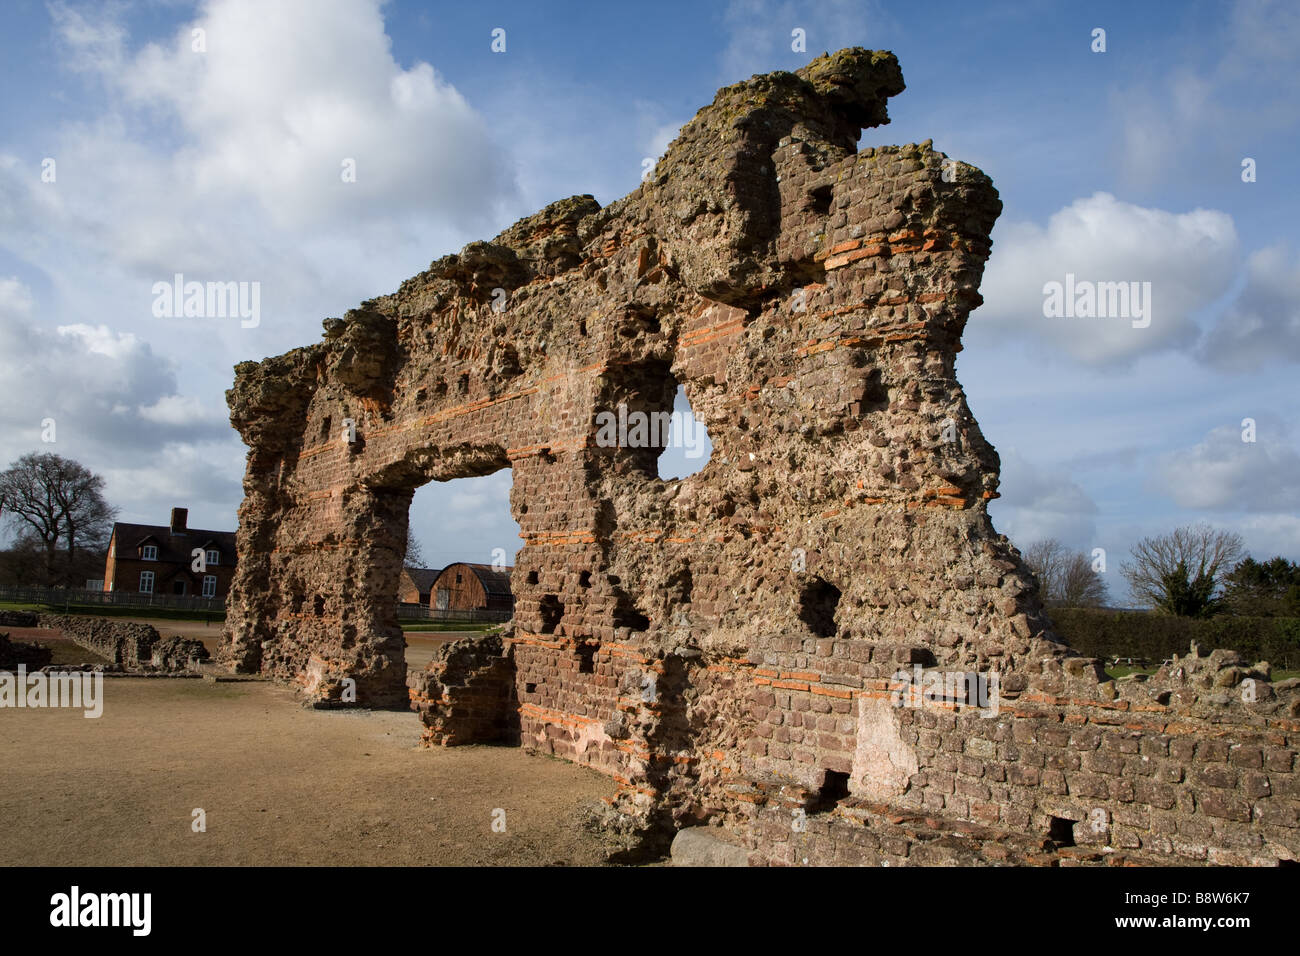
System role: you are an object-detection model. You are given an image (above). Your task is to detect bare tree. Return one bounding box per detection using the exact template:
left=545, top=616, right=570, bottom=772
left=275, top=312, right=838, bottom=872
left=1120, top=524, right=1245, bottom=616
left=0, top=452, right=117, bottom=587
left=1022, top=538, right=1107, bottom=607
left=403, top=530, right=427, bottom=569
left=1023, top=538, right=1066, bottom=604
left=1059, top=551, right=1108, bottom=607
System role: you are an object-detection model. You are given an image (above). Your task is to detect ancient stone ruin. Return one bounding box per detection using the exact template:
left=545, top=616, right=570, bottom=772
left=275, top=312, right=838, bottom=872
left=0, top=610, right=209, bottom=672
left=222, top=49, right=1300, bottom=865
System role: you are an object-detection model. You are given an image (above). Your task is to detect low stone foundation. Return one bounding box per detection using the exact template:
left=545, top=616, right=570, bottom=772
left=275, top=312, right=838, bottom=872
left=0, top=632, right=53, bottom=670
left=408, top=632, right=519, bottom=745
left=35, top=615, right=209, bottom=672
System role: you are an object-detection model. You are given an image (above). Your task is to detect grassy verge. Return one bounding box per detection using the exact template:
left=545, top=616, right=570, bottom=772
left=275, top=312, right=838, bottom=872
left=0, top=600, right=225, bottom=623
left=401, top=622, right=500, bottom=633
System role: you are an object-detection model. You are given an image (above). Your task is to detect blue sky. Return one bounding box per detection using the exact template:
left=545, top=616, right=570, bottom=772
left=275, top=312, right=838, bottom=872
left=1, top=0, right=1296, bottom=602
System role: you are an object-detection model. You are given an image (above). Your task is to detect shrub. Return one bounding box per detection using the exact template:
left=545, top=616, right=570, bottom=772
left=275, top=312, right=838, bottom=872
left=1048, top=607, right=1300, bottom=669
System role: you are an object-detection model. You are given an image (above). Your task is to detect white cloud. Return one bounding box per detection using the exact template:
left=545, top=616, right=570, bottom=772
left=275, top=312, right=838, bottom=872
left=50, top=0, right=516, bottom=232
left=976, top=192, right=1239, bottom=365
left=645, top=121, right=683, bottom=160
left=100, top=440, right=243, bottom=527
left=57, top=323, right=142, bottom=360
left=0, top=1, right=533, bottom=546
left=1200, top=243, right=1300, bottom=370
left=138, top=394, right=224, bottom=427
left=989, top=448, right=1100, bottom=552
left=1153, top=421, right=1300, bottom=512
left=0, top=277, right=231, bottom=467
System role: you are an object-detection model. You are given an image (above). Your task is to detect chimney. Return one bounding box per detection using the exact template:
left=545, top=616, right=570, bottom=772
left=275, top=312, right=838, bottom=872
left=170, top=508, right=188, bottom=534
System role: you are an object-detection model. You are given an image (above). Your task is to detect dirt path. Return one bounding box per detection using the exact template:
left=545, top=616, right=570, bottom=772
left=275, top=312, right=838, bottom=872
left=0, top=678, right=617, bottom=866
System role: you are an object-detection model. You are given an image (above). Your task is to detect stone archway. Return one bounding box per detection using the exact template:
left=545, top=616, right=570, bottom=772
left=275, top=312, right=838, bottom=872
left=223, top=47, right=1023, bottom=704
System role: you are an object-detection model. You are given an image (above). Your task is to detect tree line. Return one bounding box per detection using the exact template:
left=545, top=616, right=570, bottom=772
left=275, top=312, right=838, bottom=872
left=1022, top=523, right=1299, bottom=618
left=4, top=449, right=1297, bottom=620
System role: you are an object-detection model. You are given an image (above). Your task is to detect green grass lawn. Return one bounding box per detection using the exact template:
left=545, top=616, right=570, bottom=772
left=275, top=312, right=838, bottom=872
left=0, top=600, right=225, bottom=623
left=1105, top=664, right=1158, bottom=681
left=401, top=622, right=499, bottom=633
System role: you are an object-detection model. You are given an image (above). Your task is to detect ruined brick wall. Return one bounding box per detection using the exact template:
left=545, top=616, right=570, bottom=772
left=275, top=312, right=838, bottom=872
left=743, top=646, right=1298, bottom=866
left=40, top=615, right=160, bottom=667
left=223, top=49, right=1299, bottom=864
left=408, top=633, right=518, bottom=745
left=35, top=615, right=209, bottom=671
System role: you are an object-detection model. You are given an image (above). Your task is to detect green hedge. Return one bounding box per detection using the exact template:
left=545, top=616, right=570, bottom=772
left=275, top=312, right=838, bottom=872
left=1048, top=608, right=1300, bottom=669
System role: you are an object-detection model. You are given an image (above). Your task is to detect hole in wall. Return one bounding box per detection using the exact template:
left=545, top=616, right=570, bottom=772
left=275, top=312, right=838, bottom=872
left=1047, top=817, right=1076, bottom=847
left=798, top=578, right=841, bottom=638
left=400, top=470, right=517, bottom=590
left=401, top=470, right=519, bottom=619
left=576, top=642, right=597, bottom=674
left=591, top=360, right=711, bottom=480
left=806, top=184, right=834, bottom=215
left=656, top=384, right=712, bottom=480
left=538, top=594, right=563, bottom=633
left=809, top=770, right=850, bottom=813
left=612, top=599, right=650, bottom=632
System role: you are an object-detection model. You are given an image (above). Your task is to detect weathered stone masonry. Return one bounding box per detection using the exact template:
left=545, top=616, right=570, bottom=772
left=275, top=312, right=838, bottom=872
left=223, top=49, right=1300, bottom=864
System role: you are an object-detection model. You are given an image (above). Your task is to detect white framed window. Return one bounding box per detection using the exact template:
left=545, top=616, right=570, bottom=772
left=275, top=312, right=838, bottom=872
left=202, top=575, right=217, bottom=598
left=205, top=549, right=220, bottom=566
left=139, top=571, right=155, bottom=593
left=142, top=545, right=158, bottom=560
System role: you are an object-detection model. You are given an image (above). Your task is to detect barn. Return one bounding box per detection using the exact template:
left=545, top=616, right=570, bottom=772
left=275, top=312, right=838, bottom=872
left=397, top=567, right=439, bottom=606
left=430, top=563, right=514, bottom=613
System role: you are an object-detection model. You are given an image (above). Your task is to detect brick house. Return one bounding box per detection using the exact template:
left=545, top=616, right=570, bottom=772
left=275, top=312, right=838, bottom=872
left=103, top=508, right=237, bottom=599
left=430, top=562, right=513, bottom=613
left=397, top=567, right=439, bottom=606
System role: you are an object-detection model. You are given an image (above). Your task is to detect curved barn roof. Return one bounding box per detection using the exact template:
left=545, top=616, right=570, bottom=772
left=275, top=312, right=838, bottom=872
left=403, top=567, right=441, bottom=592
